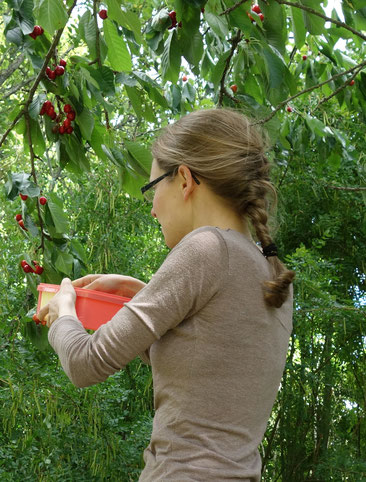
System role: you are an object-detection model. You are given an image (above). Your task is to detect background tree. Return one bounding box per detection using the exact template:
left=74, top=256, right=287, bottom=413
left=0, top=0, right=365, bottom=480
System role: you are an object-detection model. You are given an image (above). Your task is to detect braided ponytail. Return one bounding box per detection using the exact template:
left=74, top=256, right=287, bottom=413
left=151, top=107, right=295, bottom=308
left=246, top=200, right=295, bottom=308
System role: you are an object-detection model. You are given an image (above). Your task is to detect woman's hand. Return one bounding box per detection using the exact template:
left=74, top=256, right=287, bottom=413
left=72, top=274, right=146, bottom=298
left=38, top=278, right=77, bottom=328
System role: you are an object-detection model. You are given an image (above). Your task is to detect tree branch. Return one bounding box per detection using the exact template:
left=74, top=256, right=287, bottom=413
left=0, top=0, right=78, bottom=149
left=93, top=0, right=110, bottom=129
left=312, top=65, right=364, bottom=113
left=0, top=53, right=25, bottom=87
left=1, top=76, right=36, bottom=99
left=275, top=0, right=366, bottom=42
left=218, top=30, right=243, bottom=106
left=220, top=0, right=250, bottom=16
left=324, top=185, right=366, bottom=192
left=253, top=59, right=366, bottom=125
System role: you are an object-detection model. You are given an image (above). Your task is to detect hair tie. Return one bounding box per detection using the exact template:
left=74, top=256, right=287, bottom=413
left=262, top=243, right=278, bottom=258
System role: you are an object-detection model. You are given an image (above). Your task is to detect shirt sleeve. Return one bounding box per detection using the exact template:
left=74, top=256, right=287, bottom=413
left=48, top=227, right=228, bottom=388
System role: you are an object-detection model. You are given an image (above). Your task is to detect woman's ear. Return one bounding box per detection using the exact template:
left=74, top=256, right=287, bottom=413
left=177, top=165, right=197, bottom=201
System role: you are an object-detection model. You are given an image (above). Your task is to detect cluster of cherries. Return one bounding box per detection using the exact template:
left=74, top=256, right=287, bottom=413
left=248, top=4, right=264, bottom=22
left=29, top=25, right=44, bottom=39
left=168, top=11, right=182, bottom=29
left=40, top=100, right=76, bottom=135
left=45, top=59, right=67, bottom=80
left=16, top=194, right=47, bottom=231
left=21, top=259, right=44, bottom=275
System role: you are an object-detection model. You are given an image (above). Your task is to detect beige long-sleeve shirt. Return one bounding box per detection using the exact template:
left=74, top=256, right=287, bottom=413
left=48, top=226, right=293, bottom=481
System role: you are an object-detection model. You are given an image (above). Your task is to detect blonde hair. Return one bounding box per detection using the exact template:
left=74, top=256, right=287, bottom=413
left=152, top=108, right=295, bottom=308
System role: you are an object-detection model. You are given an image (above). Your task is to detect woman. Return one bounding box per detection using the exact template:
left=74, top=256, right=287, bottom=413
left=38, top=108, right=295, bottom=481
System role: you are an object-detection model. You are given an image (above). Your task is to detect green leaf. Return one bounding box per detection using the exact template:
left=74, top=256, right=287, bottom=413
left=262, top=46, right=287, bottom=89
left=302, top=0, right=326, bottom=35
left=29, top=94, right=46, bottom=120
left=290, top=6, right=306, bottom=49
left=104, top=18, right=132, bottom=71
left=62, top=136, right=90, bottom=173
left=76, top=108, right=94, bottom=141
left=33, top=0, right=68, bottom=34
left=90, top=123, right=109, bottom=161
left=161, top=29, right=181, bottom=84
left=125, top=86, right=143, bottom=119
left=55, top=251, right=74, bottom=275
left=118, top=166, right=145, bottom=200
left=106, top=0, right=141, bottom=43
left=70, top=239, right=88, bottom=264
left=210, top=50, right=231, bottom=90
left=124, top=140, right=152, bottom=176
left=88, top=66, right=115, bottom=96
left=182, top=82, right=196, bottom=103
left=47, top=192, right=69, bottom=233
left=261, top=0, right=287, bottom=55
left=78, top=10, right=97, bottom=59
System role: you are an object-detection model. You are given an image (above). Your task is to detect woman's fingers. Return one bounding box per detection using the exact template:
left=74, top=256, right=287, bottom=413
left=72, top=274, right=102, bottom=288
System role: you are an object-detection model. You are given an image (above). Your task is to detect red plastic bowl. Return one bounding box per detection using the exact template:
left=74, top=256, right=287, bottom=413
left=36, top=283, right=131, bottom=330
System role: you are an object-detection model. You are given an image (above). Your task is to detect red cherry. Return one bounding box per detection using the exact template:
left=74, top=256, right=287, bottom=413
left=252, top=5, right=261, bottom=14
left=18, top=220, right=28, bottom=231
left=182, top=75, right=187, bottom=82
left=66, top=126, right=74, bottom=134
left=168, top=11, right=177, bottom=28
left=33, top=26, right=42, bottom=36
left=63, top=118, right=71, bottom=128
left=39, top=196, right=47, bottom=205
left=23, top=264, right=32, bottom=273
left=44, top=100, right=52, bottom=109
left=29, top=32, right=37, bottom=39
left=32, top=314, right=40, bottom=325
left=287, top=106, right=293, bottom=112
left=50, top=112, right=57, bottom=120
left=35, top=265, right=44, bottom=275
left=98, top=9, right=108, bottom=19
left=59, top=126, right=66, bottom=134
left=39, top=27, right=44, bottom=35
left=21, top=260, right=28, bottom=268
left=20, top=193, right=28, bottom=201
left=48, top=70, right=56, bottom=80
left=54, top=65, right=65, bottom=76
left=64, top=104, right=72, bottom=113
left=302, top=55, right=307, bottom=60
left=15, top=214, right=22, bottom=221
left=67, top=111, right=76, bottom=120
left=230, top=84, right=238, bottom=93
left=59, top=59, right=67, bottom=67
left=350, top=79, right=355, bottom=86
left=47, top=106, right=55, bottom=117
left=259, top=13, right=264, bottom=21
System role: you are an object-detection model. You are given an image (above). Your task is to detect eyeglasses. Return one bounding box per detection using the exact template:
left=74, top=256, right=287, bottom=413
left=141, top=168, right=200, bottom=202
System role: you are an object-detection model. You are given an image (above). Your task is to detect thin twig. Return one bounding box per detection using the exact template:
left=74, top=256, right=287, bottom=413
left=324, top=185, right=366, bottom=192
left=275, top=0, right=366, bottom=42
left=220, top=0, right=250, bottom=16
left=253, top=59, right=366, bottom=125
left=1, top=76, right=36, bottom=99
left=312, top=65, right=364, bottom=113
left=218, top=30, right=243, bottom=106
